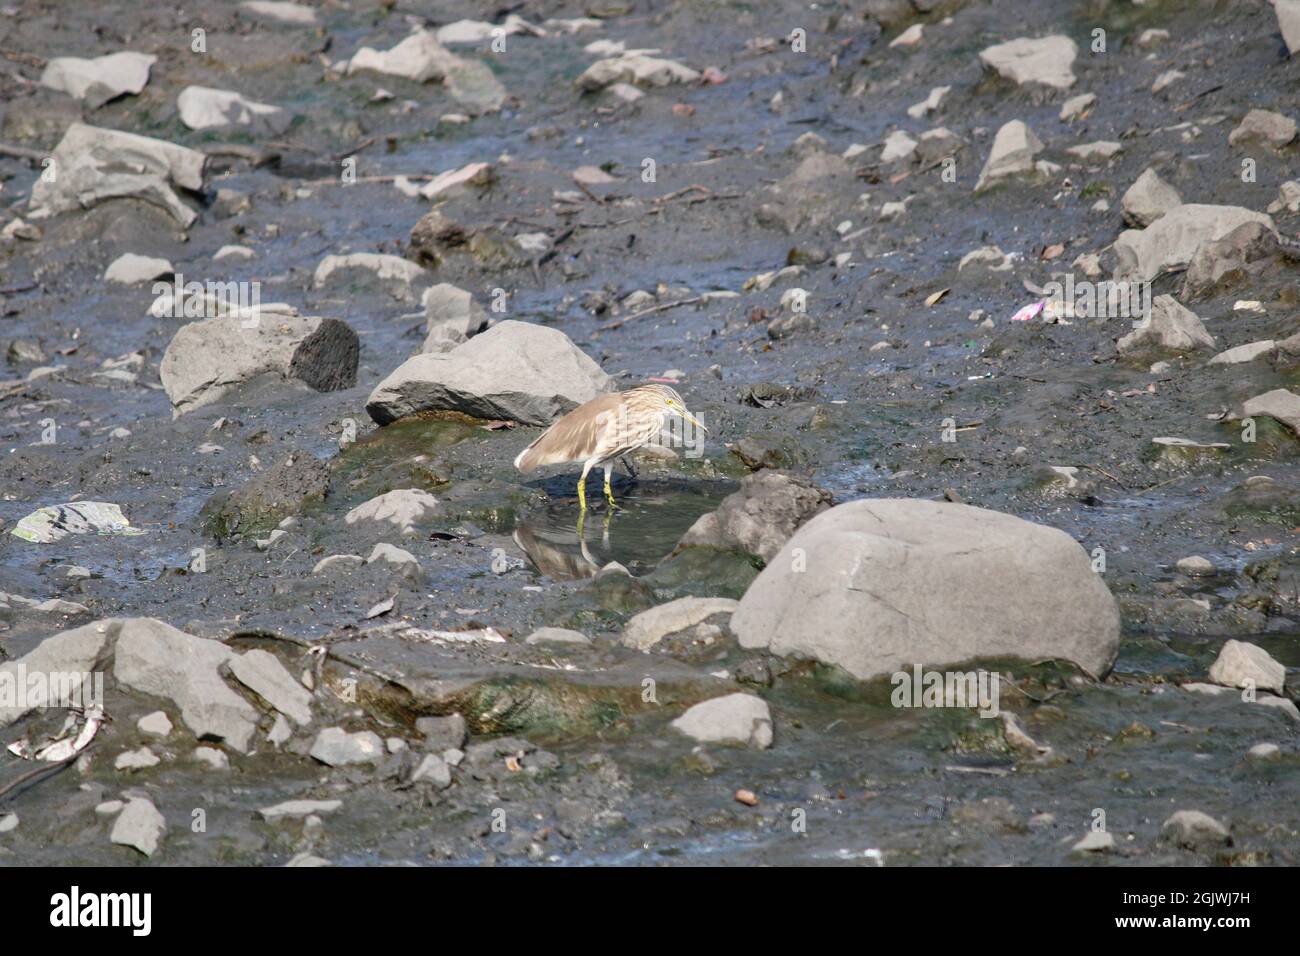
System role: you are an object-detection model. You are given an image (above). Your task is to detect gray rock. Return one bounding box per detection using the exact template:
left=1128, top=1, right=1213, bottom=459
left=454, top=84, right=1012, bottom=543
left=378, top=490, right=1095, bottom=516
left=1059, top=92, right=1096, bottom=121
left=416, top=714, right=467, bottom=750
left=1208, top=640, right=1286, bottom=694
left=344, top=490, right=441, bottom=535
left=161, top=315, right=359, bottom=417
left=979, top=35, right=1077, bottom=89
left=1278, top=0, right=1300, bottom=55
left=524, top=627, right=593, bottom=646
left=366, top=320, right=613, bottom=427
left=137, top=711, right=173, bottom=737
left=676, top=471, right=833, bottom=563
left=313, top=253, right=427, bottom=301
left=575, top=52, right=700, bottom=90
left=1121, top=168, right=1182, bottom=227
left=1209, top=340, right=1274, bottom=365
left=670, top=693, right=773, bottom=749
left=1183, top=222, right=1283, bottom=297
left=1072, top=830, right=1115, bottom=853
left=1113, top=204, right=1275, bottom=282
left=192, top=746, right=229, bottom=769
left=731, top=499, right=1120, bottom=681
left=622, top=597, right=740, bottom=651
left=0, top=621, right=111, bottom=728
left=309, top=727, right=385, bottom=766
left=366, top=542, right=422, bottom=576
left=1255, top=695, right=1300, bottom=721
left=975, top=120, right=1043, bottom=192
left=227, top=648, right=314, bottom=725
left=1228, top=108, right=1297, bottom=147
left=114, top=618, right=260, bottom=753
left=411, top=753, right=452, bottom=788
left=0, top=813, right=16, bottom=833
left=312, top=554, right=364, bottom=575
left=1248, top=743, right=1281, bottom=760
left=40, top=51, right=155, bottom=108
left=104, top=253, right=173, bottom=284
left=1116, top=295, right=1214, bottom=355
left=421, top=282, right=491, bottom=353
left=259, top=799, right=342, bottom=822
left=1242, top=388, right=1300, bottom=436
left=267, top=713, right=293, bottom=746
left=177, top=86, right=290, bottom=135
left=114, top=747, right=159, bottom=771
left=1160, top=810, right=1231, bottom=850
left=29, top=122, right=206, bottom=227
left=110, top=797, right=166, bottom=857
left=239, top=0, right=317, bottom=24
left=1175, top=555, right=1215, bottom=576
left=347, top=30, right=460, bottom=82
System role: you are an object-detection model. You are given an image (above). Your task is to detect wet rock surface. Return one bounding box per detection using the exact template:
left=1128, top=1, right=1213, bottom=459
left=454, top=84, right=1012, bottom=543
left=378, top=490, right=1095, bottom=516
left=0, top=0, right=1297, bottom=868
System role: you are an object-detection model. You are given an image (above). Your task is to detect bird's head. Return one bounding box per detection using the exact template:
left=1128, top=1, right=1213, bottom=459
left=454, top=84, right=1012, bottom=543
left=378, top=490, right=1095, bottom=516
left=649, top=384, right=708, bottom=433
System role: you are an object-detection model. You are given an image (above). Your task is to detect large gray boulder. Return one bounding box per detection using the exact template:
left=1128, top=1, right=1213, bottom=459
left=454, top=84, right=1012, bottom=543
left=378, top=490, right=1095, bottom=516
left=1241, top=388, right=1300, bottom=436
left=1113, top=204, right=1275, bottom=282
left=161, top=315, right=359, bottom=417
left=366, top=320, right=613, bottom=426
left=731, top=499, right=1120, bottom=680
left=675, top=471, right=833, bottom=563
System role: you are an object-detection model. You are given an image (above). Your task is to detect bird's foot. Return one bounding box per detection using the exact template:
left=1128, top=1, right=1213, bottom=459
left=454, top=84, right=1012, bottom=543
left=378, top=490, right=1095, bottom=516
left=603, top=480, right=618, bottom=511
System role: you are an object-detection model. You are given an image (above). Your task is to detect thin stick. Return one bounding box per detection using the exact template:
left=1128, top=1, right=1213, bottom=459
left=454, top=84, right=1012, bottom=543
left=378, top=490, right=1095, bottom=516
left=601, top=296, right=706, bottom=331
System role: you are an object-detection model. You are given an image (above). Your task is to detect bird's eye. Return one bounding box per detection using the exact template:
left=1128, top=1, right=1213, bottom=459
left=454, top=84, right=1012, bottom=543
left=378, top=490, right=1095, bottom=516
left=665, top=399, right=675, bottom=406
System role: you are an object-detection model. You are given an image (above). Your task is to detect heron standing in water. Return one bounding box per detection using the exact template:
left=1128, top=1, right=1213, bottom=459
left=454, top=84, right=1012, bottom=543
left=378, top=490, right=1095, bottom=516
left=513, top=383, right=707, bottom=511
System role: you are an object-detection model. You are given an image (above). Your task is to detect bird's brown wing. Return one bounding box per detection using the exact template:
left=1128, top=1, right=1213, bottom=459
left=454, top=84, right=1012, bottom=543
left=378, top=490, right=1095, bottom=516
left=513, top=393, right=625, bottom=471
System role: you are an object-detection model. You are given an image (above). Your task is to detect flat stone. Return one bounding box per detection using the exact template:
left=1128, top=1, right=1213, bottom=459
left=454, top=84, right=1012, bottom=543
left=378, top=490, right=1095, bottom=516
left=344, top=490, right=441, bottom=535
left=309, top=727, right=384, bottom=766
left=1072, top=830, right=1115, bottom=853
left=104, top=253, right=173, bottom=284
left=227, top=648, right=314, bottom=725
left=1209, top=340, right=1274, bottom=365
left=670, top=693, right=773, bottom=749
left=979, top=35, right=1077, bottom=89
left=524, top=627, right=593, bottom=646
left=1241, top=388, right=1300, bottom=436
left=137, top=711, right=173, bottom=737
left=114, top=747, right=159, bottom=771
left=312, top=554, right=363, bottom=575
left=622, top=597, right=739, bottom=651
left=1059, top=93, right=1096, bottom=120
left=110, top=797, right=166, bottom=857
left=177, top=86, right=289, bottom=135
left=40, top=51, right=155, bottom=108
left=416, top=714, right=467, bottom=750
left=258, top=799, right=343, bottom=821
left=192, top=746, right=229, bottom=769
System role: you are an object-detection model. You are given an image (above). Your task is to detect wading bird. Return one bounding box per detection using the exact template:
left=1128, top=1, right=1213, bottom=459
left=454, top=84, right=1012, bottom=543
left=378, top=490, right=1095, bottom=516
left=513, top=383, right=707, bottom=510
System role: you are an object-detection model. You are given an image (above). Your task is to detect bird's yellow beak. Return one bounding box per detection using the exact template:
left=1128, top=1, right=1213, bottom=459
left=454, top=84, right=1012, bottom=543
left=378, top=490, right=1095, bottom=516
left=681, top=412, right=708, bottom=434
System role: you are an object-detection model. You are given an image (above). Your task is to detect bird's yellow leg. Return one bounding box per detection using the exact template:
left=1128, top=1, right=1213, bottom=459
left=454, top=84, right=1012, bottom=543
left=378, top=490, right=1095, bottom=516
left=602, top=461, right=617, bottom=510
left=578, top=461, right=592, bottom=512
